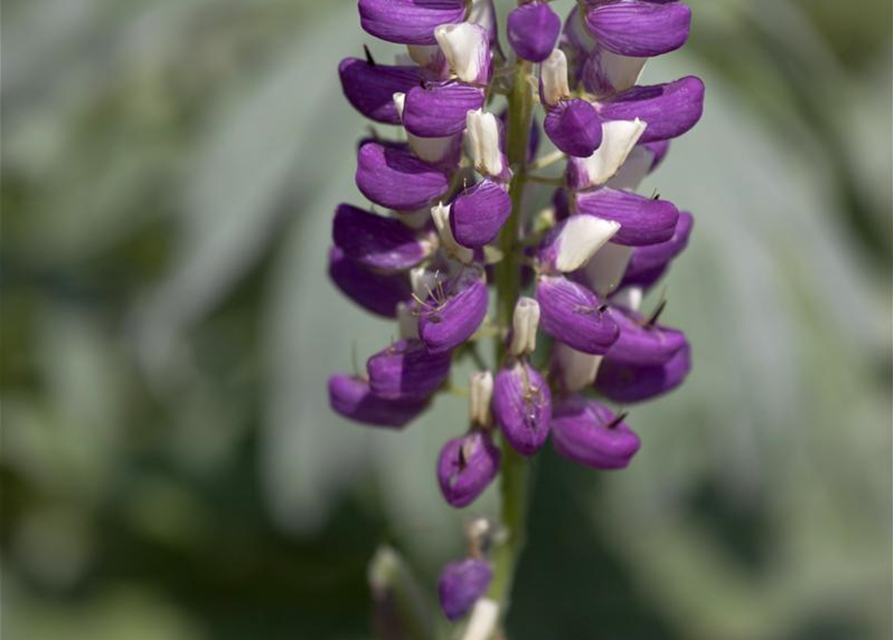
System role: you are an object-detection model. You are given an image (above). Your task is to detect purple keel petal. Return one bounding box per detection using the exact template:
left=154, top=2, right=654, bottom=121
left=437, top=431, right=501, bottom=508
left=329, top=374, right=428, bottom=428
left=450, top=179, right=512, bottom=248
left=367, top=339, right=453, bottom=400
left=438, top=559, right=493, bottom=621
left=356, top=141, right=450, bottom=211
left=551, top=395, right=641, bottom=469
left=358, top=0, right=467, bottom=45
left=338, top=58, right=424, bottom=125
left=574, top=188, right=679, bottom=246
left=598, top=76, right=705, bottom=143
left=622, top=211, right=693, bottom=282
left=332, top=204, right=429, bottom=273
left=643, top=139, right=670, bottom=171
left=493, top=361, right=552, bottom=456
left=606, top=306, right=687, bottom=365
left=404, top=82, right=486, bottom=138
left=418, top=270, right=489, bottom=355
left=507, top=2, right=562, bottom=62
left=328, top=247, right=412, bottom=318
left=536, top=275, right=620, bottom=355
left=596, top=342, right=691, bottom=402
left=544, top=99, right=603, bottom=158
left=585, top=0, right=691, bottom=57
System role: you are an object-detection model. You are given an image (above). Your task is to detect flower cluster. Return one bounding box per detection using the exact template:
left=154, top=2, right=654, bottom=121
left=328, top=0, right=703, bottom=623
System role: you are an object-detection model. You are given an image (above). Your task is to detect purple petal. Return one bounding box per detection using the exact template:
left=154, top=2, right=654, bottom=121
left=551, top=396, right=641, bottom=469
left=544, top=99, right=603, bottom=158
left=536, top=275, right=619, bottom=354
left=358, top=0, right=467, bottom=45
left=507, top=2, right=561, bottom=62
left=438, top=559, right=493, bottom=621
left=622, top=210, right=693, bottom=282
left=450, top=179, right=512, bottom=248
left=596, top=342, right=691, bottom=402
left=643, top=139, right=670, bottom=170
left=437, top=431, right=501, bottom=508
left=356, top=141, right=450, bottom=211
left=606, top=307, right=687, bottom=365
left=332, top=204, right=429, bottom=273
left=418, top=270, right=489, bottom=355
left=585, top=0, right=691, bottom=57
left=493, top=361, right=552, bottom=456
left=404, top=82, right=486, bottom=138
left=367, top=339, right=453, bottom=400
left=328, top=247, right=412, bottom=317
left=574, top=188, right=679, bottom=246
left=338, top=58, right=424, bottom=125
left=598, top=76, right=705, bottom=143
left=329, top=374, right=428, bottom=428
left=553, top=188, right=570, bottom=221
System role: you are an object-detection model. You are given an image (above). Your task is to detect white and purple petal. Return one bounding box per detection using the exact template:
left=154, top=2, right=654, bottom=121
left=493, top=361, right=552, bottom=456
left=538, top=215, right=620, bottom=273
left=356, top=141, right=450, bottom=211
left=536, top=275, right=619, bottom=355
left=550, top=396, right=641, bottom=469
left=437, top=431, right=501, bottom=508
left=367, top=338, right=453, bottom=400
left=450, top=179, right=512, bottom=248
left=329, top=374, right=429, bottom=428
left=574, top=187, right=679, bottom=246
left=358, top=0, right=467, bottom=45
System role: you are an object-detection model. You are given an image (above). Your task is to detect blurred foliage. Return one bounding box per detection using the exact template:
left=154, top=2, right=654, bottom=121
left=2, top=1, right=891, bottom=639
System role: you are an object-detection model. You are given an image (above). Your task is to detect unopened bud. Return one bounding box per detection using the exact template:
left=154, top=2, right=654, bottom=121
left=509, top=297, right=540, bottom=356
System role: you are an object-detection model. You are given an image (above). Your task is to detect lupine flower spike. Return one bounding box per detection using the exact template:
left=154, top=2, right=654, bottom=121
left=330, top=0, right=703, bottom=624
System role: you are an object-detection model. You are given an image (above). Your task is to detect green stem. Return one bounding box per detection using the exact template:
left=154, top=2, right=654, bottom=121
left=489, top=60, right=535, bottom=630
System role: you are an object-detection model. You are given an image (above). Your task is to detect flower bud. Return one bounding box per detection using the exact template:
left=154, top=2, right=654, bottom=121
left=450, top=179, right=512, bottom=248
left=535, top=275, right=619, bottom=355
left=466, top=109, right=507, bottom=180
left=540, top=49, right=570, bottom=107
left=417, top=268, right=489, bottom=355
left=367, top=339, right=452, bottom=400
left=509, top=297, right=540, bottom=357
left=507, top=2, right=561, bottom=63
left=438, top=559, right=493, bottom=621
left=544, top=99, right=603, bottom=158
left=434, top=23, right=492, bottom=85
left=328, top=374, right=428, bottom=428
left=493, top=361, right=552, bottom=456
left=550, top=396, right=641, bottom=469
left=469, top=371, right=494, bottom=427
left=437, top=431, right=500, bottom=507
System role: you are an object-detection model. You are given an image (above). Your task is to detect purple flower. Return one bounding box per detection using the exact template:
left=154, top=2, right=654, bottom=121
left=596, top=342, right=692, bottom=403
left=366, top=339, right=452, bottom=400
left=403, top=82, right=486, bottom=138
left=584, top=0, right=691, bottom=58
left=437, top=430, right=501, bottom=508
left=417, top=269, right=489, bottom=355
left=536, top=275, right=620, bottom=355
left=355, top=141, right=450, bottom=212
left=620, top=211, right=693, bottom=288
left=358, top=0, right=467, bottom=45
left=338, top=58, right=424, bottom=125
left=551, top=395, right=641, bottom=469
left=574, top=187, right=679, bottom=246
left=507, top=2, right=561, bottom=63
left=328, top=247, right=411, bottom=318
left=597, top=76, right=706, bottom=143
left=450, top=179, right=512, bottom=248
left=328, top=374, right=428, bottom=428
left=544, top=99, right=603, bottom=158
left=493, top=361, right=552, bottom=456
left=605, top=306, right=687, bottom=366
left=332, top=204, right=431, bottom=273
left=438, top=559, right=493, bottom=621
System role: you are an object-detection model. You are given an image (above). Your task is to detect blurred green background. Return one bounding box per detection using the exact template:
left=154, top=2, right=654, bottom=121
left=2, top=0, right=891, bottom=638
